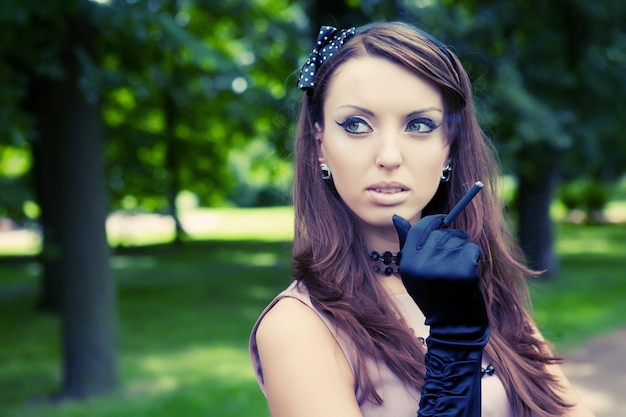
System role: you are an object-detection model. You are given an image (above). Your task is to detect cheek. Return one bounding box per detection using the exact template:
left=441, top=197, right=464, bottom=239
left=413, top=146, right=448, bottom=174
left=328, top=157, right=363, bottom=191
left=321, top=140, right=365, bottom=172
left=414, top=164, right=443, bottom=196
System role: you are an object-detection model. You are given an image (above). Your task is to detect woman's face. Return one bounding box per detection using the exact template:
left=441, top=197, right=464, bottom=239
left=317, top=56, right=450, bottom=236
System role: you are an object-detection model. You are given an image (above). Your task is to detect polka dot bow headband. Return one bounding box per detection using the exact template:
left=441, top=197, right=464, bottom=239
left=298, top=25, right=356, bottom=91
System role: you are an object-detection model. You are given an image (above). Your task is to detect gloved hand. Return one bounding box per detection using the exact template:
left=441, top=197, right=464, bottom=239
left=393, top=213, right=489, bottom=417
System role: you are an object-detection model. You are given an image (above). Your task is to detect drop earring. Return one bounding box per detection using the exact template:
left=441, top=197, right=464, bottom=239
left=320, top=163, right=332, bottom=180
left=440, top=165, right=452, bottom=182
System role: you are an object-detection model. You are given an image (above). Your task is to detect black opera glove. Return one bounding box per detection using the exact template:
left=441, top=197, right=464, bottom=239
left=393, top=214, right=489, bottom=417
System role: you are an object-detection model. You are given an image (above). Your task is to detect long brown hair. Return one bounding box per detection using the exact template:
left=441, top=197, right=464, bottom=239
left=291, top=22, right=570, bottom=416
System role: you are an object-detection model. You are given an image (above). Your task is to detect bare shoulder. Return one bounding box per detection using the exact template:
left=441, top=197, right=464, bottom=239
left=255, top=296, right=344, bottom=373
left=256, top=296, right=324, bottom=342
left=255, top=297, right=362, bottom=417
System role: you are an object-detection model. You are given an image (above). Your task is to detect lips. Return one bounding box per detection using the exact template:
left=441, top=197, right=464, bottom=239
left=372, top=187, right=405, bottom=194
left=367, top=182, right=408, bottom=193
left=366, top=183, right=409, bottom=205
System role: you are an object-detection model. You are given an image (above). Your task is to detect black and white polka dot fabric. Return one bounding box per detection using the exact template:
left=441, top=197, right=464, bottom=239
left=298, top=25, right=356, bottom=91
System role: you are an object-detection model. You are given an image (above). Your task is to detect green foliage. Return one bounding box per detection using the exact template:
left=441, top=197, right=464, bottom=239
left=2, top=0, right=625, bottom=217
left=0, top=145, right=33, bottom=219
left=559, top=179, right=611, bottom=213
left=227, top=138, right=293, bottom=207
left=97, top=0, right=309, bottom=210
left=0, top=0, right=310, bottom=219
left=417, top=0, right=626, bottom=181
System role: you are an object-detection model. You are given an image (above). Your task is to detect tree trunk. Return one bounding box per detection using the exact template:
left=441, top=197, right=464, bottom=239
left=164, top=86, right=186, bottom=244
left=59, top=13, right=117, bottom=400
left=26, top=7, right=118, bottom=398
left=516, top=145, right=560, bottom=276
left=162, top=0, right=187, bottom=245
left=58, top=72, right=117, bottom=398
left=28, top=84, right=64, bottom=315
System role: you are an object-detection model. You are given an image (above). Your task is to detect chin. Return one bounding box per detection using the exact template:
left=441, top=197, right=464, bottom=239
left=361, top=211, right=413, bottom=228
left=390, top=208, right=423, bottom=224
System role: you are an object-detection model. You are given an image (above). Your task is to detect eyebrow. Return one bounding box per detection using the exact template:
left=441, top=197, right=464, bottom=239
left=337, top=105, right=375, bottom=117
left=406, top=108, right=443, bottom=118
left=337, top=105, right=443, bottom=118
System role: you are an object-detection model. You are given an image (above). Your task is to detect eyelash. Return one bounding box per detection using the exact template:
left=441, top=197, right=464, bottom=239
left=335, top=117, right=440, bottom=135
left=406, top=118, right=440, bottom=133
left=336, top=117, right=371, bottom=134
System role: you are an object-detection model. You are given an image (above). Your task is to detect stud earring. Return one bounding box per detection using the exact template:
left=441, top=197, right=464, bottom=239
left=440, top=164, right=452, bottom=182
left=320, top=163, right=332, bottom=180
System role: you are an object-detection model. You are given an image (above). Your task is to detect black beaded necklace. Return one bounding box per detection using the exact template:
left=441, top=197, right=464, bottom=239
left=368, top=250, right=401, bottom=275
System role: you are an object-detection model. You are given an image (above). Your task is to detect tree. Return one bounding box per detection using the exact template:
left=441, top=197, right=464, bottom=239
left=101, top=0, right=307, bottom=217
left=0, top=0, right=309, bottom=399
left=2, top=0, right=117, bottom=397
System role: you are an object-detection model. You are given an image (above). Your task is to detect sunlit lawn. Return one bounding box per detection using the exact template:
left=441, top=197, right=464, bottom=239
left=0, top=238, right=291, bottom=417
left=0, top=206, right=625, bottom=417
left=530, top=222, right=626, bottom=349
left=0, top=206, right=295, bottom=256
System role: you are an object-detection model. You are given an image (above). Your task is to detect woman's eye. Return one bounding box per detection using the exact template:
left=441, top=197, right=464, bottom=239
left=406, top=118, right=439, bottom=134
left=336, top=117, right=372, bottom=134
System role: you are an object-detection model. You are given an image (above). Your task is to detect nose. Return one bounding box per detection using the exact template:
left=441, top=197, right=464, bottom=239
left=375, top=134, right=402, bottom=169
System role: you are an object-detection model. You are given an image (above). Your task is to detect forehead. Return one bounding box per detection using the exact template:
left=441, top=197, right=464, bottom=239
left=324, top=56, right=443, bottom=112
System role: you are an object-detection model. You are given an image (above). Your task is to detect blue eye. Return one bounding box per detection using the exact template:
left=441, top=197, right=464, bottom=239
left=406, top=118, right=440, bottom=134
left=336, top=117, right=372, bottom=134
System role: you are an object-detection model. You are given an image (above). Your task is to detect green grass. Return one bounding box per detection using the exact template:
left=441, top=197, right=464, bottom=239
left=0, top=239, right=291, bottom=417
left=530, top=223, right=626, bottom=350
left=0, top=207, right=625, bottom=416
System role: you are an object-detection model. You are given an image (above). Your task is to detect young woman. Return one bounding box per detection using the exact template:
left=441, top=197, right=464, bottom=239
left=249, top=22, right=594, bottom=417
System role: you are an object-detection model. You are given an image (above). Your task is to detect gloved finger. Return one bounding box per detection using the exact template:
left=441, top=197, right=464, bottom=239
left=431, top=228, right=469, bottom=250
left=407, top=214, right=447, bottom=250
left=392, top=214, right=411, bottom=249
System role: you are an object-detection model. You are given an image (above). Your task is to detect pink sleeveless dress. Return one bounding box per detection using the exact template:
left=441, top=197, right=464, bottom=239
left=250, top=280, right=513, bottom=417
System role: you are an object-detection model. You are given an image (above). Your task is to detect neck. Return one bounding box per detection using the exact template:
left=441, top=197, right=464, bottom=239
left=359, top=220, right=401, bottom=254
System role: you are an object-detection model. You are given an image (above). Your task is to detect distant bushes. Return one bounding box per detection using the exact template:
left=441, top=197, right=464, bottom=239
left=558, top=179, right=611, bottom=224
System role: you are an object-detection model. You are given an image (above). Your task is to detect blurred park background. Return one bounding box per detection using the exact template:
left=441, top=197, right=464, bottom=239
left=1, top=0, right=625, bottom=416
